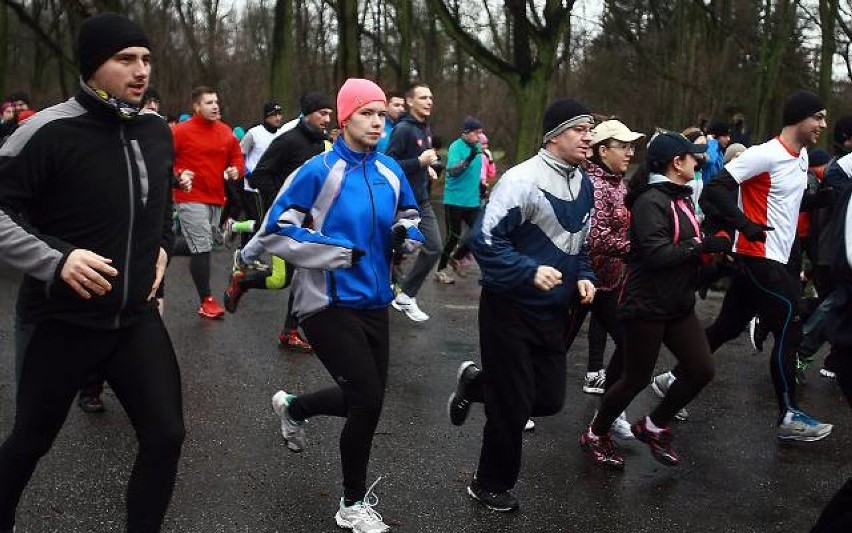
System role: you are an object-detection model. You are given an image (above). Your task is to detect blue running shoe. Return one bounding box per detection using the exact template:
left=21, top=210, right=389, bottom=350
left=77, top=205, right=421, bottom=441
left=777, top=409, right=832, bottom=442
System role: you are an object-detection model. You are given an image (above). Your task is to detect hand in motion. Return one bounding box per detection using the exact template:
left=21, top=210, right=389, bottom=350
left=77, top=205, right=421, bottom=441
left=533, top=265, right=563, bottom=291
left=148, top=247, right=168, bottom=301
left=177, top=170, right=193, bottom=192
left=224, top=166, right=240, bottom=181
left=60, top=249, right=119, bottom=299
left=577, top=279, right=596, bottom=304
left=740, top=222, right=773, bottom=242
left=418, top=148, right=438, bottom=167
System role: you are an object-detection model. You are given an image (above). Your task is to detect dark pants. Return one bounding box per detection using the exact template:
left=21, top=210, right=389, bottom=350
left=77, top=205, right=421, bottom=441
left=438, top=205, right=479, bottom=271
left=0, top=312, right=185, bottom=532
left=291, top=307, right=389, bottom=504
left=704, top=256, right=802, bottom=414
left=473, top=289, right=568, bottom=492
left=593, top=311, right=714, bottom=433
left=812, top=479, right=852, bottom=533
left=588, top=314, right=608, bottom=372
left=563, top=291, right=624, bottom=389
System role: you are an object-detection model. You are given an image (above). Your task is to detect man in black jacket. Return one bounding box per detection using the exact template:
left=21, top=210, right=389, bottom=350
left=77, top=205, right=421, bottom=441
left=225, top=92, right=331, bottom=351
left=0, top=14, right=184, bottom=532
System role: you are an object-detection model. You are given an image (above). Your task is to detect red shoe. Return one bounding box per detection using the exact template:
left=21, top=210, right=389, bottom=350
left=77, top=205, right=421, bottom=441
left=223, top=271, right=246, bottom=313
left=631, top=416, right=680, bottom=466
left=198, top=296, right=225, bottom=319
left=579, top=425, right=624, bottom=469
left=278, top=329, right=312, bottom=352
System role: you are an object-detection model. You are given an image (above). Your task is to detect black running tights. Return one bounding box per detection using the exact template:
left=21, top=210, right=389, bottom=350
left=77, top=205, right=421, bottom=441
left=438, top=205, right=479, bottom=271
left=0, top=312, right=185, bottom=532
left=291, top=307, right=389, bottom=505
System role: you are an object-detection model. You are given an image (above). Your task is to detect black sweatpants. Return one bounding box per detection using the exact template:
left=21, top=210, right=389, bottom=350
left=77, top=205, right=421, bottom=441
left=473, top=289, right=568, bottom=493
left=290, top=307, right=389, bottom=504
left=592, top=311, right=714, bottom=434
left=704, top=256, right=802, bottom=414
left=438, top=205, right=479, bottom=271
left=562, top=290, right=624, bottom=389
left=0, top=311, right=185, bottom=532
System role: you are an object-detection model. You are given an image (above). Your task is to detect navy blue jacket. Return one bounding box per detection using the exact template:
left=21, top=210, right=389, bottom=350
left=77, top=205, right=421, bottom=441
left=385, top=113, right=433, bottom=204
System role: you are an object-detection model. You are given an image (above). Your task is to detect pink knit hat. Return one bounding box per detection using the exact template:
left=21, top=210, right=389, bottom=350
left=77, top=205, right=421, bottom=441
left=336, top=78, right=387, bottom=126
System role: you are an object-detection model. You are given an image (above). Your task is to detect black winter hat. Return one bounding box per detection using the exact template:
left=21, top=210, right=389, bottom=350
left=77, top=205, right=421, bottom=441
left=833, top=116, right=852, bottom=148
left=782, top=91, right=825, bottom=127
left=462, top=116, right=483, bottom=132
left=263, top=101, right=282, bottom=117
left=77, top=13, right=151, bottom=81
left=300, top=92, right=333, bottom=116
left=542, top=99, right=593, bottom=142
left=808, top=148, right=832, bottom=168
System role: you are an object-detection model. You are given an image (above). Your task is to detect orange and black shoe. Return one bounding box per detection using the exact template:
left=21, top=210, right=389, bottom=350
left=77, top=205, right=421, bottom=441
left=631, top=416, right=680, bottom=466
left=223, top=271, right=247, bottom=313
left=278, top=329, right=313, bottom=352
left=579, top=425, right=624, bottom=469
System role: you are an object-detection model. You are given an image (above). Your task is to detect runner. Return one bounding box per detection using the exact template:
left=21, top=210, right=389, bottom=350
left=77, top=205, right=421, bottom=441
left=244, top=78, right=424, bottom=532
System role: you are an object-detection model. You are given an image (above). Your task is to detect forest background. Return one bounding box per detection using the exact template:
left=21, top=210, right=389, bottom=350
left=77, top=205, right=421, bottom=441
left=2, top=0, right=852, bottom=162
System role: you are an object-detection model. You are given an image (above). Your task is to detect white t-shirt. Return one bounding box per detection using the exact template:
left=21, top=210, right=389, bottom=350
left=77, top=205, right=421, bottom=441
left=724, top=137, right=808, bottom=264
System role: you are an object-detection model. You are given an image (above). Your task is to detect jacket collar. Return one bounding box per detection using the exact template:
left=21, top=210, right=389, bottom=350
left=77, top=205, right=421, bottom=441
left=587, top=161, right=623, bottom=183
left=297, top=118, right=326, bottom=142
left=537, top=148, right=579, bottom=178
left=76, top=79, right=142, bottom=122
left=333, top=136, right=377, bottom=165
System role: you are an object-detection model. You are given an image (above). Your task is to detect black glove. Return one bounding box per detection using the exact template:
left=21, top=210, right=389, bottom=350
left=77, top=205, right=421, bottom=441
left=740, top=222, right=773, bottom=242
left=701, top=235, right=732, bottom=254
left=464, top=148, right=479, bottom=164
left=351, top=248, right=365, bottom=265
left=392, top=225, right=407, bottom=262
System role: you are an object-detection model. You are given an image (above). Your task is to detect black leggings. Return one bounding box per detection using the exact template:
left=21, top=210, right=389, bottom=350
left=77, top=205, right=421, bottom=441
left=588, top=315, right=608, bottom=372
left=563, top=291, right=624, bottom=388
left=438, top=205, right=479, bottom=271
left=703, top=256, right=802, bottom=413
left=592, top=311, right=714, bottom=434
left=0, top=312, right=185, bottom=532
left=290, top=307, right=389, bottom=504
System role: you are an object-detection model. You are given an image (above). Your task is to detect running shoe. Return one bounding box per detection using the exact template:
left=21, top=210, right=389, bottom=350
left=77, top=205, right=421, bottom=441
left=434, top=269, right=455, bottom=284
left=448, top=361, right=481, bottom=426
left=777, top=409, right=833, bottom=442
left=748, top=316, right=770, bottom=352
left=223, top=271, right=246, bottom=313
left=579, top=426, right=625, bottom=469
left=631, top=416, right=679, bottom=466
left=391, top=293, right=429, bottom=322
left=819, top=368, right=836, bottom=379
left=198, top=296, right=225, bottom=319
left=221, top=218, right=237, bottom=247
left=271, top=390, right=306, bottom=452
left=650, top=372, right=689, bottom=421
left=611, top=412, right=635, bottom=440
left=583, top=370, right=606, bottom=395
left=467, top=476, right=519, bottom=512
left=278, top=329, right=313, bottom=352
left=335, top=478, right=389, bottom=533
left=524, top=419, right=535, bottom=431
left=231, top=248, right=247, bottom=273
left=77, top=392, right=105, bottom=414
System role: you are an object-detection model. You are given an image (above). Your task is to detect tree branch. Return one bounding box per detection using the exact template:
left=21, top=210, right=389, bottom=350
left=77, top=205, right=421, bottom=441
left=1, top=0, right=75, bottom=70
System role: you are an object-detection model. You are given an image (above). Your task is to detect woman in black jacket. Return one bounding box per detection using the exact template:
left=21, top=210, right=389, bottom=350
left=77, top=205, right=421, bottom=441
left=580, top=131, right=731, bottom=469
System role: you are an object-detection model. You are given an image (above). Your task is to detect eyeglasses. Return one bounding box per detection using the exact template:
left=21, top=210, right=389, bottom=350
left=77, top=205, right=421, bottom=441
left=607, top=142, right=636, bottom=152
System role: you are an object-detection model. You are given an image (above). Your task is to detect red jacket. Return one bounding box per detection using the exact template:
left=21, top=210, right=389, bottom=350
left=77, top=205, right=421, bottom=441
left=172, top=115, right=244, bottom=205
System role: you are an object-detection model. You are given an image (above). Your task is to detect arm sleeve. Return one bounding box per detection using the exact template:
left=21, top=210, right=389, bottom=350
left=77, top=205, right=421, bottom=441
left=392, top=172, right=425, bottom=252
left=252, top=162, right=356, bottom=270
left=385, top=125, right=421, bottom=176
left=229, top=136, right=246, bottom=177
left=825, top=154, right=852, bottom=196
left=0, top=131, right=74, bottom=281
left=240, top=130, right=254, bottom=159
left=632, top=199, right=700, bottom=269
left=699, top=169, right=752, bottom=231
left=250, top=135, right=288, bottom=207
left=468, top=179, right=540, bottom=289
left=588, top=183, right=630, bottom=258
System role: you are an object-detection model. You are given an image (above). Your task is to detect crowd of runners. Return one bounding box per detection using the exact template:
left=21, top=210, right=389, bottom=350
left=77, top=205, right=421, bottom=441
left=1, top=12, right=852, bottom=533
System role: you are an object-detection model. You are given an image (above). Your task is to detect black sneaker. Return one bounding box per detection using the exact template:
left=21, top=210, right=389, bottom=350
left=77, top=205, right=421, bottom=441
left=467, top=478, right=519, bottom=512
left=448, top=361, right=482, bottom=426
left=78, top=393, right=105, bottom=414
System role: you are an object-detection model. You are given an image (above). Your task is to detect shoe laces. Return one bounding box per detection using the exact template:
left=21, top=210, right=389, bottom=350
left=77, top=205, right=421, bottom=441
left=348, top=477, right=384, bottom=524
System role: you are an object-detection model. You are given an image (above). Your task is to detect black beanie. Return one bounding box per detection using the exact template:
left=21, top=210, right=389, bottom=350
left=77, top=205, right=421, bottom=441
left=542, top=99, right=592, bottom=139
left=782, top=91, right=825, bottom=127
left=833, top=116, right=852, bottom=148
left=78, top=13, right=151, bottom=81
left=300, top=92, right=333, bottom=116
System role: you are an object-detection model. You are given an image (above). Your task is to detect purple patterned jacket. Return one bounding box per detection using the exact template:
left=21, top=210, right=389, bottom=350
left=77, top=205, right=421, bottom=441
left=586, top=162, right=630, bottom=291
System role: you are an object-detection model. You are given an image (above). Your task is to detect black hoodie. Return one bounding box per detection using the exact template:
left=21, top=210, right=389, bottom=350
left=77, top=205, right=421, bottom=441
left=0, top=84, right=174, bottom=329
left=620, top=178, right=703, bottom=320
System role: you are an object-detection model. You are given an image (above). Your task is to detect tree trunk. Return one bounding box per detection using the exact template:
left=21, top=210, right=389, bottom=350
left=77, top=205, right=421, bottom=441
left=0, top=3, right=7, bottom=98
left=336, top=0, right=361, bottom=84
left=753, top=0, right=795, bottom=140
left=270, top=0, right=293, bottom=105
left=818, top=0, right=838, bottom=147
left=511, top=71, right=550, bottom=161
left=395, top=0, right=411, bottom=89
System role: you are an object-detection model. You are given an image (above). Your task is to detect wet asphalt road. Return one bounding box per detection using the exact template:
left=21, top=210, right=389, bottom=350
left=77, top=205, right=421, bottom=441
left=1, top=246, right=850, bottom=533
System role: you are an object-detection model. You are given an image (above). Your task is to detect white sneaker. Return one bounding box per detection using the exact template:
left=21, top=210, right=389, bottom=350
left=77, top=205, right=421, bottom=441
left=650, top=372, right=689, bottom=420
left=434, top=268, right=455, bottom=284
left=334, top=478, right=389, bottom=532
left=271, top=390, right=306, bottom=452
left=524, top=419, right=535, bottom=431
left=391, top=293, right=429, bottom=322
left=610, top=412, right=635, bottom=440
left=583, top=370, right=606, bottom=395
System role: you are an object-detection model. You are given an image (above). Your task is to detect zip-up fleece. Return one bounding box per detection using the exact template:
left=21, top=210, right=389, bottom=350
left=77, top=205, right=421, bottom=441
left=468, top=148, right=595, bottom=318
left=0, top=84, right=174, bottom=329
left=385, top=113, right=433, bottom=204
left=254, top=137, right=425, bottom=319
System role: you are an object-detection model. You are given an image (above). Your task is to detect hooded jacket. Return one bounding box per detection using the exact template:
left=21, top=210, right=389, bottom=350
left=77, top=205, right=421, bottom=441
left=0, top=83, right=174, bottom=329
left=468, top=148, right=595, bottom=318
left=619, top=177, right=703, bottom=320
left=385, top=113, right=433, bottom=204
left=254, top=136, right=425, bottom=319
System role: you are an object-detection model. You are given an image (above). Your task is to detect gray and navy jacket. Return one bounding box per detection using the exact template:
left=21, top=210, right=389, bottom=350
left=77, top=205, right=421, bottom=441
left=0, top=83, right=175, bottom=329
left=252, top=136, right=424, bottom=319
left=468, top=148, right=595, bottom=318
left=385, top=113, right=433, bottom=205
